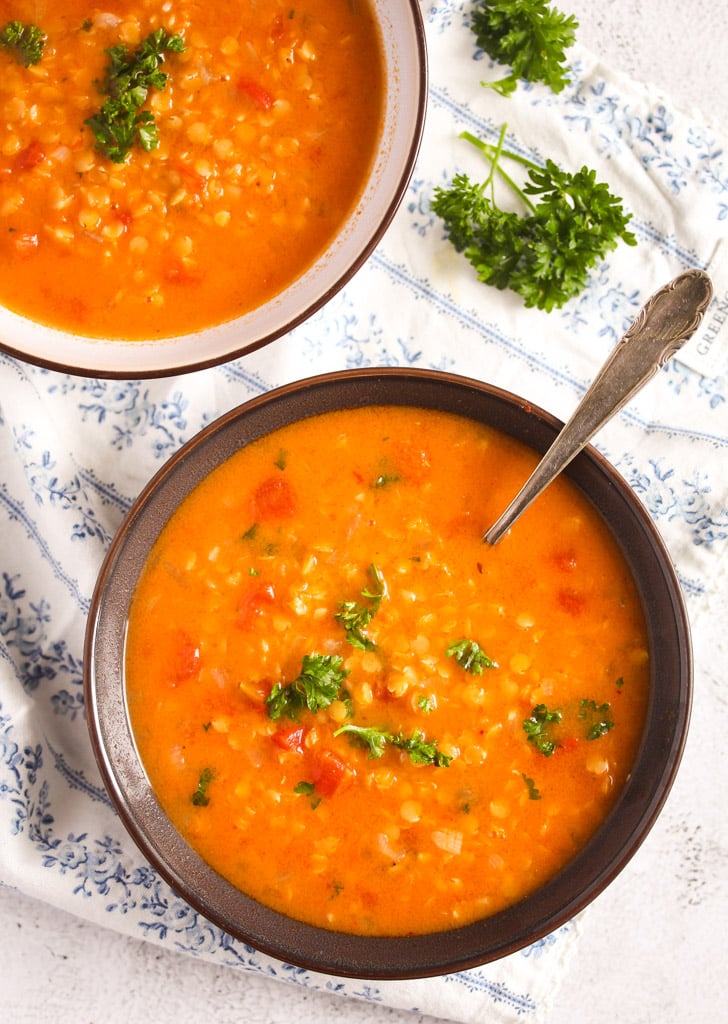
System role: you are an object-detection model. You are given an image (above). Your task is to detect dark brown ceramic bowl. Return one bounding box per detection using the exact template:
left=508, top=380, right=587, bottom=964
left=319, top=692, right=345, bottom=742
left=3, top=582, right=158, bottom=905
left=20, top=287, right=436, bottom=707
left=84, top=368, right=691, bottom=979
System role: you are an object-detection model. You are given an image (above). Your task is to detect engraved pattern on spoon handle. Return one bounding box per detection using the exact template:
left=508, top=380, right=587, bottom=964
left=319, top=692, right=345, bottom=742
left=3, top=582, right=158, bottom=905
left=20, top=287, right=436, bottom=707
left=484, top=270, right=714, bottom=545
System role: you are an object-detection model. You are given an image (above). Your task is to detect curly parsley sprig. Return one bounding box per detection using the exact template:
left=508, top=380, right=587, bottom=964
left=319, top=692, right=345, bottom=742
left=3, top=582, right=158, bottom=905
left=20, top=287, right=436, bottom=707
left=335, top=563, right=387, bottom=651
left=0, top=20, right=46, bottom=66
left=446, top=638, right=497, bottom=674
left=335, top=724, right=453, bottom=767
left=523, top=703, right=563, bottom=756
left=85, top=27, right=185, bottom=162
left=431, top=126, right=637, bottom=312
left=472, top=0, right=578, bottom=96
left=265, top=654, right=350, bottom=721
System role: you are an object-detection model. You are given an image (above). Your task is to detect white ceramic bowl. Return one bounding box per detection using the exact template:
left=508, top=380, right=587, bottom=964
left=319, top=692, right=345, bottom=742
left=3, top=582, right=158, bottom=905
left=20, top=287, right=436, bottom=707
left=0, top=1, right=426, bottom=378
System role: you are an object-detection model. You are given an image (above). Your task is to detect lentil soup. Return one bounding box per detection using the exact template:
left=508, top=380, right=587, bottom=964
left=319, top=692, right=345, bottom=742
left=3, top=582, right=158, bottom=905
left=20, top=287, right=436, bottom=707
left=0, top=1, right=384, bottom=339
left=125, top=405, right=650, bottom=937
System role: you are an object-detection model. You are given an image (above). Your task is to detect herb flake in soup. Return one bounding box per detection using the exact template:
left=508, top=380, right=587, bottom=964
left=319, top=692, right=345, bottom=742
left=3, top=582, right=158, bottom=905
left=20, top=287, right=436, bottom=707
left=0, top=1, right=384, bottom=339
left=125, top=406, right=650, bottom=936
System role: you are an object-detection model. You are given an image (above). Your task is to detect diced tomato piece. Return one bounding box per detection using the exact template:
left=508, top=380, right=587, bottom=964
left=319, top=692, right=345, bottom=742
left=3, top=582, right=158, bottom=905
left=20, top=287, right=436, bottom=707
left=272, top=725, right=307, bottom=753
left=252, top=476, right=295, bottom=519
left=310, top=749, right=350, bottom=797
left=557, top=588, right=586, bottom=616
left=392, top=441, right=431, bottom=484
left=170, top=632, right=201, bottom=685
left=235, top=583, right=276, bottom=630
left=15, top=141, right=45, bottom=172
left=552, top=548, right=578, bottom=572
left=236, top=77, right=274, bottom=110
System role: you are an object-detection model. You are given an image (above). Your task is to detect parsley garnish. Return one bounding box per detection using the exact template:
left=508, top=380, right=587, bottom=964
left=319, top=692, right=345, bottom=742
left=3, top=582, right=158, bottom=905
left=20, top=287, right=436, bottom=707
left=417, top=695, right=435, bottom=714
left=266, top=653, right=349, bottom=721
left=0, top=21, right=46, bottom=66
left=85, top=28, right=185, bottom=162
left=294, top=780, right=321, bottom=809
left=471, top=0, right=578, bottom=96
left=373, top=472, right=401, bottom=489
left=521, top=773, right=542, bottom=800
left=335, top=563, right=387, bottom=651
left=335, top=724, right=453, bottom=767
left=431, top=126, right=636, bottom=312
left=446, top=638, right=497, bottom=674
left=191, top=766, right=214, bottom=806
left=579, top=699, right=615, bottom=740
left=523, top=703, right=562, bottom=756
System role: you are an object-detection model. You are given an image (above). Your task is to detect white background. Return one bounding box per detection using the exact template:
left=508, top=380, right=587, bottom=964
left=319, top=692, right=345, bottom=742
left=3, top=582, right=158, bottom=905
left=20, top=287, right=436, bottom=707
left=3, top=2, right=727, bottom=1022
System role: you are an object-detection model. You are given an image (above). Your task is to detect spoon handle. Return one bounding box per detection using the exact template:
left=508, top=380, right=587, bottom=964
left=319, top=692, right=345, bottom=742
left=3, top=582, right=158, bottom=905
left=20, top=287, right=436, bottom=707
left=484, top=269, right=714, bottom=545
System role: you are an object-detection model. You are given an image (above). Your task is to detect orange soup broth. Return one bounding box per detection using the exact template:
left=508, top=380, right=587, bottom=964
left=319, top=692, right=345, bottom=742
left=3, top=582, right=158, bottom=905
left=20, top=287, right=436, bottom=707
left=125, top=406, right=650, bottom=936
left=0, top=1, right=384, bottom=338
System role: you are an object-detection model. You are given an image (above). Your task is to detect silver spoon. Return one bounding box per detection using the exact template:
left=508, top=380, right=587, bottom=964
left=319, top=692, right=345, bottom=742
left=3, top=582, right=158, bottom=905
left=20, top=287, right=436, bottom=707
left=484, top=269, right=714, bottom=545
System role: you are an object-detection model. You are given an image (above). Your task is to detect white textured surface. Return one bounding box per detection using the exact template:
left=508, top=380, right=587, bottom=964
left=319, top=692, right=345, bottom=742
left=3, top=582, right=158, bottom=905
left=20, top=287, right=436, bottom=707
left=3, top=2, right=727, bottom=1022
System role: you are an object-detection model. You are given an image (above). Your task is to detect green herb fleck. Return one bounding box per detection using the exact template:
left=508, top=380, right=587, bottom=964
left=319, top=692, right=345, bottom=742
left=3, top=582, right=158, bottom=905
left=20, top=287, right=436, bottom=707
left=579, top=698, right=615, bottom=740
left=335, top=724, right=453, bottom=767
left=191, top=766, right=214, bottom=806
left=293, top=780, right=321, bottom=809
left=339, top=686, right=355, bottom=719
left=471, top=0, right=578, bottom=97
left=0, top=21, right=46, bottom=66
left=335, top=563, right=387, bottom=651
left=373, top=473, right=401, bottom=489
left=521, top=773, right=542, bottom=800
left=274, top=449, right=288, bottom=470
left=335, top=723, right=387, bottom=759
left=446, top=638, right=497, bottom=674
left=523, top=703, right=562, bottom=756
left=417, top=694, right=435, bottom=714
left=266, top=653, right=349, bottom=721
left=85, top=28, right=185, bottom=162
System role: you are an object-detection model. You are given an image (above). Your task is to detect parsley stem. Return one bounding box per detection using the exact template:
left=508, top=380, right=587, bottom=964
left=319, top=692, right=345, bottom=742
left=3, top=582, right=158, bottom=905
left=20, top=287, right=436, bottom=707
left=460, top=130, right=538, bottom=214
left=477, top=123, right=507, bottom=199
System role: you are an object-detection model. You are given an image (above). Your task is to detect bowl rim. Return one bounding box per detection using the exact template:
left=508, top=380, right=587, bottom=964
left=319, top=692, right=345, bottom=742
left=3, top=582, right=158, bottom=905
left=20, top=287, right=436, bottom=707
left=84, top=367, right=692, bottom=979
left=0, top=0, right=428, bottom=379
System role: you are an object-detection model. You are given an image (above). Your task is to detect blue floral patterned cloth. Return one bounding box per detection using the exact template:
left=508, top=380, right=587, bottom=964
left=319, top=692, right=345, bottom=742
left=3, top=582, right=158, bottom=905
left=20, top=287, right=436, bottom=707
left=2, top=5, right=727, bottom=1022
